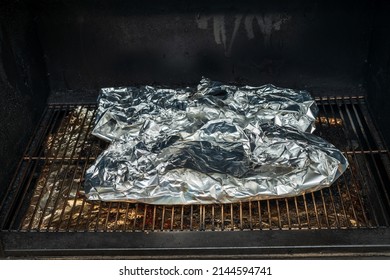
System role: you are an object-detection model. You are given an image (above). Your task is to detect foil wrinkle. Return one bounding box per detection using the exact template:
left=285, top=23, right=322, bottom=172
left=84, top=78, right=348, bottom=204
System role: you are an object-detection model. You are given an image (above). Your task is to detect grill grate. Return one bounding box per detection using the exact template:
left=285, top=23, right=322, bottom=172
left=1, top=96, right=390, bottom=232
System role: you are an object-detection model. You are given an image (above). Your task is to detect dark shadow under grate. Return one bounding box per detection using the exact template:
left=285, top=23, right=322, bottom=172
left=1, top=96, right=390, bottom=232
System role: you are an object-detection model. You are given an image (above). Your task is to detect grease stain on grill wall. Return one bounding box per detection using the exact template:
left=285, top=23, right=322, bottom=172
left=196, top=13, right=291, bottom=56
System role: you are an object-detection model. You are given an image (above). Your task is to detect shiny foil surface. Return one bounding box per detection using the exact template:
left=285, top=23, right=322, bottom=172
left=84, top=79, right=347, bottom=204
left=91, top=77, right=318, bottom=145
left=85, top=122, right=347, bottom=204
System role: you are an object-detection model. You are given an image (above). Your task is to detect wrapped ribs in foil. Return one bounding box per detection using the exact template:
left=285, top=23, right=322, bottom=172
left=84, top=79, right=347, bottom=204
left=84, top=121, right=348, bottom=204
left=91, top=77, right=318, bottom=144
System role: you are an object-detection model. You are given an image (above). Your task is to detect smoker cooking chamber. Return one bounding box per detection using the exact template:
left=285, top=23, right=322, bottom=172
left=1, top=0, right=390, bottom=258
left=1, top=96, right=388, bottom=232
left=1, top=96, right=390, bottom=258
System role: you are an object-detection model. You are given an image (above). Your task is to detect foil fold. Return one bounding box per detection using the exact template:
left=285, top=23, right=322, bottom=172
left=91, top=77, right=318, bottom=146
left=85, top=121, right=347, bottom=204
left=84, top=76, right=347, bottom=204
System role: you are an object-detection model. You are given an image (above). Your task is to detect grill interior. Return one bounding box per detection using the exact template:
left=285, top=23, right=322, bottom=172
left=2, top=0, right=390, bottom=257
left=1, top=96, right=390, bottom=233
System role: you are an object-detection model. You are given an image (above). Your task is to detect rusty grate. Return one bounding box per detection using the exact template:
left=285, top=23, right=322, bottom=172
left=1, top=96, right=390, bottom=232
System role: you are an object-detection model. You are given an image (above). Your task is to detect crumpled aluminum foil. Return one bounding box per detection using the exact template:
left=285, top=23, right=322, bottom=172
left=91, top=78, right=318, bottom=145
left=85, top=120, right=348, bottom=204
left=84, top=78, right=347, bottom=204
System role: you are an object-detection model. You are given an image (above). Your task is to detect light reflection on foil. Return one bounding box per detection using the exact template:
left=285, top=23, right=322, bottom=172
left=91, top=77, right=318, bottom=145
left=84, top=78, right=347, bottom=204
left=85, top=121, right=348, bottom=204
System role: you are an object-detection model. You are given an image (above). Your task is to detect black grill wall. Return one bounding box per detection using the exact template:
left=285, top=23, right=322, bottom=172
left=0, top=2, right=49, bottom=196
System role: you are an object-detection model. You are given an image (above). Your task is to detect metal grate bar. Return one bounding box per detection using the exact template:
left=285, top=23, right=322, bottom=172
left=0, top=106, right=49, bottom=226
left=315, top=96, right=365, bottom=101
left=352, top=99, right=390, bottom=220
left=103, top=202, right=113, bottom=231
left=25, top=106, right=75, bottom=231
left=44, top=106, right=91, bottom=230
left=319, top=97, right=372, bottom=227
left=345, top=150, right=388, bottom=154
left=327, top=185, right=341, bottom=228
left=229, top=204, right=234, bottom=230
left=340, top=100, right=377, bottom=226
left=37, top=108, right=81, bottom=230
left=275, top=200, right=282, bottom=229
left=332, top=98, right=386, bottom=226
left=94, top=202, right=103, bottom=231
left=319, top=190, right=330, bottom=229
left=257, top=201, right=263, bottom=229
left=0, top=107, right=59, bottom=230
left=266, top=200, right=272, bottom=229
left=248, top=201, right=253, bottom=230
left=2, top=98, right=390, bottom=232
left=302, top=195, right=311, bottom=229
left=317, top=100, right=350, bottom=228
left=284, top=198, right=292, bottom=229
left=55, top=107, right=98, bottom=232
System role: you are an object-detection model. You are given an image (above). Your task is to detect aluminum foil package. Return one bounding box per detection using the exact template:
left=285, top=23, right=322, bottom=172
left=85, top=78, right=347, bottom=204
left=195, top=78, right=318, bottom=133
left=91, top=77, right=318, bottom=145
left=84, top=121, right=348, bottom=204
